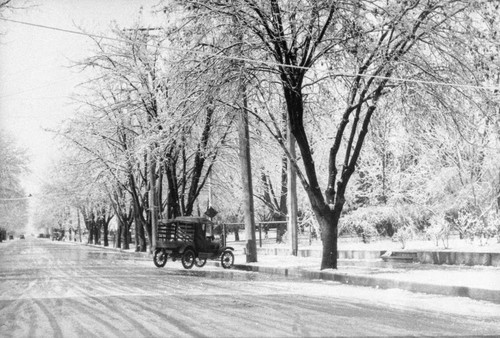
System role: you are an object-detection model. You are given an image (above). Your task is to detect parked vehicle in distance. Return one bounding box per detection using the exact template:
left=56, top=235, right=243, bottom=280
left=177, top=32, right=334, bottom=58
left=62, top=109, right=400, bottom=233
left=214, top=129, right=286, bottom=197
left=153, top=216, right=235, bottom=269
left=8, top=235, right=13, bottom=240
left=19, top=234, right=25, bottom=239
left=51, top=228, right=64, bottom=241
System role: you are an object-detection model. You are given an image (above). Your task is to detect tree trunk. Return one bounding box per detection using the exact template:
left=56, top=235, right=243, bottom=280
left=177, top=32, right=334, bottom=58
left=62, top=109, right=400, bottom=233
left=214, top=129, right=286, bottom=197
left=165, top=162, right=181, bottom=219
left=77, top=211, right=82, bottom=242
left=122, top=220, right=129, bottom=250
left=115, top=219, right=122, bottom=249
left=135, top=217, right=147, bottom=252
left=185, top=103, right=214, bottom=216
left=287, top=117, right=298, bottom=255
left=93, top=222, right=99, bottom=245
left=284, top=83, right=342, bottom=269
left=313, top=205, right=341, bottom=270
left=276, top=155, right=288, bottom=242
left=88, top=222, right=94, bottom=244
left=132, top=205, right=146, bottom=252
left=103, top=221, right=109, bottom=247
left=277, top=107, right=289, bottom=242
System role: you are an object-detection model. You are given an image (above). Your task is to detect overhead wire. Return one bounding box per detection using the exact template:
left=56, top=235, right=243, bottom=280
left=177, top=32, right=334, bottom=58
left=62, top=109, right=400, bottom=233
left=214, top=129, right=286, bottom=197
left=1, top=17, right=499, bottom=92
left=0, top=191, right=91, bottom=201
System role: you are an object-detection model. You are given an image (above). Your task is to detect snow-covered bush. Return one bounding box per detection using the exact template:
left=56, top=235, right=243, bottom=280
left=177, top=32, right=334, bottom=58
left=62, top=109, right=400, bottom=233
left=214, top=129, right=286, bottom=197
left=299, top=208, right=321, bottom=240
left=340, top=204, right=430, bottom=245
left=340, top=206, right=394, bottom=237
left=392, top=226, right=414, bottom=249
left=452, top=209, right=498, bottom=245
left=453, top=210, right=476, bottom=242
left=391, top=205, right=424, bottom=249
left=483, top=212, right=500, bottom=245
left=340, top=207, right=385, bottom=242
left=490, top=215, right=500, bottom=243
left=426, top=214, right=451, bottom=249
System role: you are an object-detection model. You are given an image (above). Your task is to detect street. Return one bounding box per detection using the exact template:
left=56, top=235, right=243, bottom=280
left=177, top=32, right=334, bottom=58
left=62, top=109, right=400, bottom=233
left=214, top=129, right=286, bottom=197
left=1, top=238, right=499, bottom=337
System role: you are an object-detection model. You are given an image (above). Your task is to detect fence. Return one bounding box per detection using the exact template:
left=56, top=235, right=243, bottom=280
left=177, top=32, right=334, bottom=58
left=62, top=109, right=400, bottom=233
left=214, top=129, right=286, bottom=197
left=219, top=221, right=319, bottom=247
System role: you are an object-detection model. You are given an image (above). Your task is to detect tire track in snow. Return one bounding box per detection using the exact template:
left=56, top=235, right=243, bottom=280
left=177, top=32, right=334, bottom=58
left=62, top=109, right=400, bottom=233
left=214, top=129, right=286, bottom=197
left=85, top=295, right=158, bottom=337
left=123, top=296, right=212, bottom=337
left=33, top=299, right=64, bottom=338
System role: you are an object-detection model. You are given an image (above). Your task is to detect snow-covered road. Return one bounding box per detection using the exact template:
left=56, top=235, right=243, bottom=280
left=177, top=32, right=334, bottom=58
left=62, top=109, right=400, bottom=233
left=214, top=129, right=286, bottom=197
left=1, top=238, right=499, bottom=337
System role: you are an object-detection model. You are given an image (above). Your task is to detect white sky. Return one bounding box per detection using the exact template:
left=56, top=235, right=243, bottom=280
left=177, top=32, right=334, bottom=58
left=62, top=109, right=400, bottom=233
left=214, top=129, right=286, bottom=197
left=0, top=0, right=161, bottom=194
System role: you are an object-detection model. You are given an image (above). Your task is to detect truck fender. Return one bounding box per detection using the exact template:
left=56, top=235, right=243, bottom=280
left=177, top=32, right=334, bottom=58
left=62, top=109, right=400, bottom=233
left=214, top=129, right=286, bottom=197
left=179, top=245, right=194, bottom=254
left=218, top=246, right=234, bottom=254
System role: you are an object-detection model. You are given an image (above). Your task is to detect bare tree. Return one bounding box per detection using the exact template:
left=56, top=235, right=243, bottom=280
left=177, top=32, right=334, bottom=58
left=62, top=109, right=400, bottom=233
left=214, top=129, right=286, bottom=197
left=173, top=0, right=487, bottom=269
left=0, top=132, right=29, bottom=239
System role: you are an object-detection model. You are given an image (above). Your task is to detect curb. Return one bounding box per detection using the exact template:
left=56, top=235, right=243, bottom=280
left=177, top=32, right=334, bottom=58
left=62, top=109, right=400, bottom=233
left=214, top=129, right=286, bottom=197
left=78, top=241, right=152, bottom=259
left=223, top=263, right=500, bottom=304
left=418, top=251, right=500, bottom=267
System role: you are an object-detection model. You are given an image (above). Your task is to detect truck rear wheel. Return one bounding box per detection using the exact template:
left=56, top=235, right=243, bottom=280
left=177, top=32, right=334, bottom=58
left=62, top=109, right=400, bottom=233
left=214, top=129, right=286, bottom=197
left=194, top=257, right=207, bottom=267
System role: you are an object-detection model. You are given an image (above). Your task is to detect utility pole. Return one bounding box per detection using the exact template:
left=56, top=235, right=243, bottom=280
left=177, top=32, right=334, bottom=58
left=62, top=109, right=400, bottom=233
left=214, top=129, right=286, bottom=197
left=238, top=73, right=257, bottom=263
left=147, top=71, right=158, bottom=253
left=148, top=149, right=158, bottom=252
left=230, top=11, right=257, bottom=262
left=287, top=118, right=298, bottom=256
left=208, top=173, right=212, bottom=208
left=77, top=208, right=82, bottom=242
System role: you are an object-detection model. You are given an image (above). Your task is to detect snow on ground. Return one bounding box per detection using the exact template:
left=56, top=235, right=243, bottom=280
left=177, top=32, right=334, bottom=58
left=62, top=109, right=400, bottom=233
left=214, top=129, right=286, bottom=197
left=288, top=280, right=500, bottom=318
left=337, top=237, right=500, bottom=252
left=227, top=230, right=500, bottom=252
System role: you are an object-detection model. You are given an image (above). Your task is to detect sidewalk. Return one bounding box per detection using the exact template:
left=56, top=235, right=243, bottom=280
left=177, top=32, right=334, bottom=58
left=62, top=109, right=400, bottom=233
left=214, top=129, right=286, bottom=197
left=77, top=240, right=500, bottom=304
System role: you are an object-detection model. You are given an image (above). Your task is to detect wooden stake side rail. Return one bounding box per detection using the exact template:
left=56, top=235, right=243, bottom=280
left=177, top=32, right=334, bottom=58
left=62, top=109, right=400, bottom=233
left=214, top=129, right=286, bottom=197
left=176, top=223, right=195, bottom=242
left=157, top=222, right=195, bottom=247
